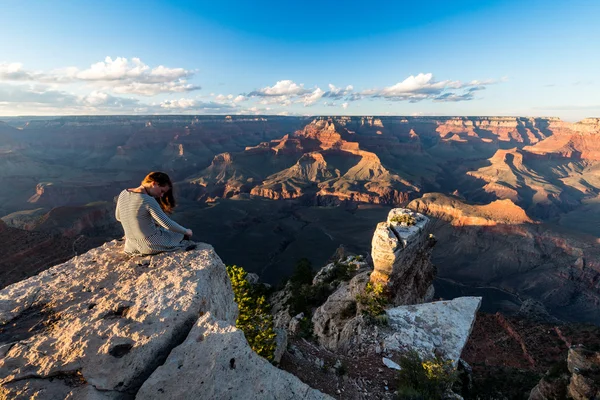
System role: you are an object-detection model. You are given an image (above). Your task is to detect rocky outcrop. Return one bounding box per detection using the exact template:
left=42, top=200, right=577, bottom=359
left=529, top=345, right=600, bottom=400
left=408, top=193, right=600, bottom=325
left=370, top=208, right=436, bottom=306
left=567, top=346, right=600, bottom=400
left=311, top=270, right=372, bottom=352
left=310, top=209, right=479, bottom=372
left=0, top=240, right=330, bottom=399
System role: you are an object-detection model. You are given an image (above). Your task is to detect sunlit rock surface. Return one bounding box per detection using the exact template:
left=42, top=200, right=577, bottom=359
left=370, top=208, right=435, bottom=306
left=0, top=240, right=329, bottom=399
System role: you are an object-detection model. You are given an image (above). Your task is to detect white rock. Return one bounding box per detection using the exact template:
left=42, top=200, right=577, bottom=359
left=384, top=297, right=482, bottom=365
left=386, top=208, right=429, bottom=248
left=370, top=208, right=436, bottom=306
left=0, top=240, right=328, bottom=399
left=382, top=357, right=401, bottom=370
left=137, top=313, right=331, bottom=399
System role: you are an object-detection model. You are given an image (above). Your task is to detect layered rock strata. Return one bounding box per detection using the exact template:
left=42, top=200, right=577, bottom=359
left=370, top=208, right=436, bottom=306
left=0, top=240, right=329, bottom=399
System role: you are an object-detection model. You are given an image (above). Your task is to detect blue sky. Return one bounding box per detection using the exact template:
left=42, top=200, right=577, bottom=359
left=0, top=0, right=598, bottom=120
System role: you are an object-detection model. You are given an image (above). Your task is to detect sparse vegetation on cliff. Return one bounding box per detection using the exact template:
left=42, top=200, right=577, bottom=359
left=390, top=214, right=417, bottom=226
left=226, top=264, right=277, bottom=361
left=287, top=259, right=332, bottom=317
left=396, top=350, right=457, bottom=400
left=356, top=282, right=387, bottom=319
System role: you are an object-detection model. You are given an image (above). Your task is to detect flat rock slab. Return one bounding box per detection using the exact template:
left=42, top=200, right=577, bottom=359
left=0, top=240, right=236, bottom=399
left=384, top=297, right=482, bottom=364
left=137, top=313, right=332, bottom=400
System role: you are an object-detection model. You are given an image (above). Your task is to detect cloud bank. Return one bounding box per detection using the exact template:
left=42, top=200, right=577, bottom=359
left=0, top=59, right=501, bottom=115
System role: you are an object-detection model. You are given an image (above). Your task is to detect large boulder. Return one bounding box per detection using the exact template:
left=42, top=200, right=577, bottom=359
left=383, top=297, right=482, bottom=365
left=0, top=240, right=330, bottom=399
left=370, top=208, right=436, bottom=306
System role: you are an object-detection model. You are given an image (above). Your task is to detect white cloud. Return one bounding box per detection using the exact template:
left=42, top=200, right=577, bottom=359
left=233, top=95, right=247, bottom=103
left=160, top=98, right=197, bottom=109
left=342, top=102, right=349, bottom=109
left=258, top=95, right=292, bottom=106
left=214, top=93, right=236, bottom=103
left=0, top=83, right=79, bottom=105
left=0, top=57, right=200, bottom=96
left=74, top=57, right=193, bottom=83
left=301, top=87, right=324, bottom=106
left=366, top=73, right=499, bottom=102
left=110, top=80, right=199, bottom=96
left=249, top=80, right=309, bottom=97
left=324, top=84, right=354, bottom=99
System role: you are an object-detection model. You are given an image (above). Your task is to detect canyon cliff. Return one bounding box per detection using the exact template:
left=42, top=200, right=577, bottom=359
left=0, top=240, right=331, bottom=399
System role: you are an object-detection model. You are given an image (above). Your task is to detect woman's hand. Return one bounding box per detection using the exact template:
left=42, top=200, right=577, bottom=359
left=185, top=229, right=193, bottom=238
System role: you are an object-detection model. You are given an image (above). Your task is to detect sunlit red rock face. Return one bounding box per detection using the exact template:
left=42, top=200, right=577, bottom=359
left=409, top=193, right=600, bottom=324
left=190, top=119, right=421, bottom=206
left=523, top=118, right=600, bottom=160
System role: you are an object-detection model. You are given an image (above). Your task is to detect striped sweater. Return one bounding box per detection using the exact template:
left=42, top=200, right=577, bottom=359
left=115, top=189, right=187, bottom=255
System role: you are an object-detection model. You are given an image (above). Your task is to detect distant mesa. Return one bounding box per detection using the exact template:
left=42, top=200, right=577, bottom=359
left=409, top=192, right=534, bottom=226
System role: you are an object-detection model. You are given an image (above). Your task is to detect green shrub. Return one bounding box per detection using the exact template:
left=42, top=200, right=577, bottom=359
left=390, top=214, right=417, bottom=226
left=356, top=282, right=387, bottom=318
left=226, top=265, right=276, bottom=361
left=287, top=259, right=335, bottom=317
left=296, top=316, right=314, bottom=339
left=396, top=350, right=457, bottom=400
left=325, top=261, right=353, bottom=284
left=288, top=282, right=333, bottom=316
left=289, top=258, right=314, bottom=285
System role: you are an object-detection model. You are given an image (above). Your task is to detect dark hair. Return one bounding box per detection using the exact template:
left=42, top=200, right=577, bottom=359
left=142, top=171, right=176, bottom=213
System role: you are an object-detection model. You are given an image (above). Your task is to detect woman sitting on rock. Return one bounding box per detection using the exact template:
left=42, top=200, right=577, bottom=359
left=116, top=171, right=193, bottom=255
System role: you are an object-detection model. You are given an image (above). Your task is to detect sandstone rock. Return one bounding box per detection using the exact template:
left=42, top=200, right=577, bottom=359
left=312, top=255, right=367, bottom=286
left=529, top=345, right=600, bottom=400
left=136, top=313, right=330, bottom=400
left=311, top=271, right=370, bottom=351
left=383, top=297, right=482, bottom=365
left=567, top=345, right=600, bottom=400
left=370, top=208, right=436, bottom=306
left=0, top=240, right=327, bottom=399
left=246, top=272, right=260, bottom=284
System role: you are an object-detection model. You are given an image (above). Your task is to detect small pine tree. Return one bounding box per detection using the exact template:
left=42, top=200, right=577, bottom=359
left=226, top=265, right=277, bottom=361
